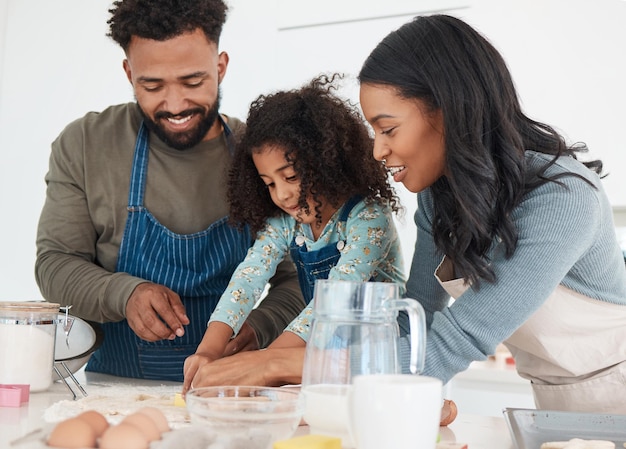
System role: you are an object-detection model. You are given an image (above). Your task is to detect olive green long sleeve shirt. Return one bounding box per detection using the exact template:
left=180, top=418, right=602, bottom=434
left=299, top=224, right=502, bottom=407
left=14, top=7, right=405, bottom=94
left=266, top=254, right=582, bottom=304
left=35, top=102, right=304, bottom=347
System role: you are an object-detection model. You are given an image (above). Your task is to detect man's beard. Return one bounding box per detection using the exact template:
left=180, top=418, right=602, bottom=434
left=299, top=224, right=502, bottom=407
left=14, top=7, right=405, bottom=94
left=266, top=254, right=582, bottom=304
left=139, top=91, right=221, bottom=151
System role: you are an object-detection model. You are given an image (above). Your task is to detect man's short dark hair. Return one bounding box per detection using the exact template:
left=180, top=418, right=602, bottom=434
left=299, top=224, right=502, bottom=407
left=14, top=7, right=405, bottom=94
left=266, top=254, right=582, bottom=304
left=107, top=0, right=228, bottom=51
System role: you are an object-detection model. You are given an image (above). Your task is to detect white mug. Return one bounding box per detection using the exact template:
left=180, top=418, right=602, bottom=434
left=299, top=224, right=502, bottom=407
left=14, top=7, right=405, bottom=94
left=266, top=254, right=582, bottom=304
left=348, top=374, right=443, bottom=449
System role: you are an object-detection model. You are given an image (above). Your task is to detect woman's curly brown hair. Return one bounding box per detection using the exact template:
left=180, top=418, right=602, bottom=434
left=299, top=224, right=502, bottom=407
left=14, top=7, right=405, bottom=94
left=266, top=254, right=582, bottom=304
left=107, top=0, right=228, bottom=51
left=228, top=74, right=401, bottom=235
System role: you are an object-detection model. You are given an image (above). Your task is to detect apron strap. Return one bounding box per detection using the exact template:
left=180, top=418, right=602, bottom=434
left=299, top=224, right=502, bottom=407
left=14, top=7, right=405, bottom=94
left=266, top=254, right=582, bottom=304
left=338, top=195, right=362, bottom=221
left=335, top=195, right=363, bottom=240
left=127, top=122, right=150, bottom=208
left=220, top=115, right=236, bottom=156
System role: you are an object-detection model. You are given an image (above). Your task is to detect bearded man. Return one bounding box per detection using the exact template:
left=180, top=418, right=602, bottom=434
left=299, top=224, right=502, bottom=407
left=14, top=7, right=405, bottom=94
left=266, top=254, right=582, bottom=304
left=35, top=0, right=304, bottom=381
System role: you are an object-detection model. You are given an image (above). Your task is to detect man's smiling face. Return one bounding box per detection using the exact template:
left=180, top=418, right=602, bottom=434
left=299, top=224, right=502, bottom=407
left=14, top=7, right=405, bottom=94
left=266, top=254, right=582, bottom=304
left=123, top=28, right=228, bottom=150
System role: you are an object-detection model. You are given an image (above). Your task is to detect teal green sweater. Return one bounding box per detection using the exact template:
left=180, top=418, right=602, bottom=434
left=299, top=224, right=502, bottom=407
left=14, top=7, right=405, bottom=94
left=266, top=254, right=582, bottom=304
left=405, top=151, right=626, bottom=383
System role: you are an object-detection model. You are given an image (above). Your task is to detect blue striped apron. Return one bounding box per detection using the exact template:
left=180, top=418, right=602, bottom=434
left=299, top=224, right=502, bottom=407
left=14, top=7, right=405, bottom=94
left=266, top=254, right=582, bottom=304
left=87, top=118, right=252, bottom=381
left=289, top=196, right=362, bottom=304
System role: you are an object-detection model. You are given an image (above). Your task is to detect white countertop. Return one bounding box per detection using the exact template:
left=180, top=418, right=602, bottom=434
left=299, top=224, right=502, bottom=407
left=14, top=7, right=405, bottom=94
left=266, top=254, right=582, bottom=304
left=1, top=370, right=514, bottom=449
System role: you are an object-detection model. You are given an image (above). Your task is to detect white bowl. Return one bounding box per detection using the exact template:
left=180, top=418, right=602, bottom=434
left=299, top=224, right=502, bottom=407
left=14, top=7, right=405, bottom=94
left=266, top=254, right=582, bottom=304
left=185, top=386, right=304, bottom=447
left=52, top=314, right=103, bottom=380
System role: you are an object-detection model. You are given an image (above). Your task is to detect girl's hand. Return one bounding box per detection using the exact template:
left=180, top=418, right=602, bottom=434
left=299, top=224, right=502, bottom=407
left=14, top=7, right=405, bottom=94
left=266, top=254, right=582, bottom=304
left=182, top=352, right=218, bottom=396
left=183, top=321, right=236, bottom=394
left=223, top=322, right=259, bottom=355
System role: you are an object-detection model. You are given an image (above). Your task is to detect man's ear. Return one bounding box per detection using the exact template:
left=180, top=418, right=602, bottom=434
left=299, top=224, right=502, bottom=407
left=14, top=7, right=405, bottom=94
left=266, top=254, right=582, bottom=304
left=217, top=51, right=229, bottom=85
left=123, top=59, right=133, bottom=84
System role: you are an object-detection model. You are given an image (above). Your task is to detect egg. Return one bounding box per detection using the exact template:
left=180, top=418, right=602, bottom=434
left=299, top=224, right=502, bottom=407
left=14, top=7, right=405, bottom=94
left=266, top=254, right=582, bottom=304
left=77, top=410, right=110, bottom=437
left=136, top=406, right=170, bottom=434
left=47, top=417, right=97, bottom=448
left=122, top=412, right=162, bottom=441
left=99, top=423, right=149, bottom=449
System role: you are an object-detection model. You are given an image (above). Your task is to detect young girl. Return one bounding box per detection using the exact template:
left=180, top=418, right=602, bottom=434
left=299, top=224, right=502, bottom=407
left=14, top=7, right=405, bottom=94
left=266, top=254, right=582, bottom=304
left=183, top=75, right=405, bottom=391
left=358, top=15, right=626, bottom=413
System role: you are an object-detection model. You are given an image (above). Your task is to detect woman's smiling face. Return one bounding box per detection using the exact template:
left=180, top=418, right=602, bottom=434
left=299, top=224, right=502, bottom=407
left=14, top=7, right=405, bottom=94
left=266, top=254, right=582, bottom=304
left=359, top=83, right=447, bottom=193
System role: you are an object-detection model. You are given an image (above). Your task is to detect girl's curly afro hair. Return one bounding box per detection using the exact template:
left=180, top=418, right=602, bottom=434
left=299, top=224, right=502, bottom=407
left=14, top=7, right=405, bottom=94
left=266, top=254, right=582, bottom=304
left=107, top=0, right=228, bottom=51
left=228, top=73, right=401, bottom=235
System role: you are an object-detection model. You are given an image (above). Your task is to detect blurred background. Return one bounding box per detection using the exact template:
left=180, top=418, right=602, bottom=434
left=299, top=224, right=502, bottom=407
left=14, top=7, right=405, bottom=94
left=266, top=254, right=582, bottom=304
left=1, top=0, right=625, bottom=301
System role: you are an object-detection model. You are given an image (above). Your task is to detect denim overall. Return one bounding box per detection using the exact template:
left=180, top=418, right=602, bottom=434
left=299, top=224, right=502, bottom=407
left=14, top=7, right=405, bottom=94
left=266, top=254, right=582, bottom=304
left=289, top=196, right=362, bottom=304
left=87, top=119, right=252, bottom=381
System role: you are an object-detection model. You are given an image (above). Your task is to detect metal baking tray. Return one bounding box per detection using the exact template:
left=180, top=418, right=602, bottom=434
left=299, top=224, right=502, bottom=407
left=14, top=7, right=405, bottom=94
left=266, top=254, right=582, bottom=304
left=503, top=408, right=626, bottom=449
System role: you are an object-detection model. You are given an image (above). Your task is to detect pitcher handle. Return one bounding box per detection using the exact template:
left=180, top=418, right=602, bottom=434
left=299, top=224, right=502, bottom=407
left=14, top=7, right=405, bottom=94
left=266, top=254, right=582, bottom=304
left=384, top=298, right=426, bottom=374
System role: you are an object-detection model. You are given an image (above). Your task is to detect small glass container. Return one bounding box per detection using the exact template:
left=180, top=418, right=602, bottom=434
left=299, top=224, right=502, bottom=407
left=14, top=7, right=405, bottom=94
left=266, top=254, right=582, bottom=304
left=0, top=301, right=60, bottom=392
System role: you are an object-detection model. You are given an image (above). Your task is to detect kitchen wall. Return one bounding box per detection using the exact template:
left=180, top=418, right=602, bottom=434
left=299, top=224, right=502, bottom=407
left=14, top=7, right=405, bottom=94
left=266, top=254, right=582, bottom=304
left=0, top=0, right=625, bottom=300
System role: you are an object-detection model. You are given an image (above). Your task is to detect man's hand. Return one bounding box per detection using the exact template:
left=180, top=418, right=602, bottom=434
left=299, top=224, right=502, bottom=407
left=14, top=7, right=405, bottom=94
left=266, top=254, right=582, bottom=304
left=125, top=282, right=189, bottom=341
left=223, top=321, right=260, bottom=355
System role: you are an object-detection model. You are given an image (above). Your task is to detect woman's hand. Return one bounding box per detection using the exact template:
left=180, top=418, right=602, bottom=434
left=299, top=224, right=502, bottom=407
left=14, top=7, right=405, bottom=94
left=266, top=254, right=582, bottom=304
left=440, top=399, right=458, bottom=426
left=191, top=346, right=306, bottom=388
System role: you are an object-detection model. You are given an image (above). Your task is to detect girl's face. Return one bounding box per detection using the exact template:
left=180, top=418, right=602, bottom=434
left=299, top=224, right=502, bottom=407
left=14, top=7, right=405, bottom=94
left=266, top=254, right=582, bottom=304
left=252, top=145, right=336, bottom=235
left=359, top=83, right=446, bottom=193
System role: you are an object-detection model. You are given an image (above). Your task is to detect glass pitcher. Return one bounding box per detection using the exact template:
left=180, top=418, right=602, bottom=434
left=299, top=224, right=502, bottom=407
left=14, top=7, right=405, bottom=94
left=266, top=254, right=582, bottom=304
left=301, top=280, right=426, bottom=447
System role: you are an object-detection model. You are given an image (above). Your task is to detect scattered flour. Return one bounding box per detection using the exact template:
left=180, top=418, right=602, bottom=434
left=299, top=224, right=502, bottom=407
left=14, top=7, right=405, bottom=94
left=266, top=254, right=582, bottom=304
left=43, top=381, right=189, bottom=428
left=43, top=382, right=281, bottom=448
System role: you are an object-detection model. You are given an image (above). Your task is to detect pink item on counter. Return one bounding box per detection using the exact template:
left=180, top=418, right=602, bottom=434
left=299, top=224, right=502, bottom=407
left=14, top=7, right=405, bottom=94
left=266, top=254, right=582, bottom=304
left=0, top=384, right=30, bottom=407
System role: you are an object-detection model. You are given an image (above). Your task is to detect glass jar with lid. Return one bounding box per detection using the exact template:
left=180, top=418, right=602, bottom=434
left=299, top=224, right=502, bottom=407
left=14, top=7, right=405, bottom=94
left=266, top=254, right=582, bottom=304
left=0, top=301, right=60, bottom=392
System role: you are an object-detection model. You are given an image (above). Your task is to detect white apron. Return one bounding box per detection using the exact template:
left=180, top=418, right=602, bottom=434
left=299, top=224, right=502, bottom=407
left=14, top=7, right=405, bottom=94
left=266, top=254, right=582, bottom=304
left=435, top=256, right=626, bottom=413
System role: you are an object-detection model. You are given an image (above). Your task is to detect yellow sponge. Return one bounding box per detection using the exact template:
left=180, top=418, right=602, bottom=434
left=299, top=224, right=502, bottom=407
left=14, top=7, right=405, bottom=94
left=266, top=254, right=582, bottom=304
left=273, top=434, right=342, bottom=449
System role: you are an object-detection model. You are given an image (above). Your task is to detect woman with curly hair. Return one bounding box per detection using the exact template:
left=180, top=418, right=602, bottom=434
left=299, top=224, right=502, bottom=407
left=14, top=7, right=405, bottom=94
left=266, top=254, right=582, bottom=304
left=183, top=75, right=406, bottom=391
left=359, top=15, right=626, bottom=412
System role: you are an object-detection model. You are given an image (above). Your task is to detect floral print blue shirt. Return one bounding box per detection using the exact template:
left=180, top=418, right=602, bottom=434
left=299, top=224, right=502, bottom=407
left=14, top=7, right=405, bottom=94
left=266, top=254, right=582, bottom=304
left=209, top=198, right=405, bottom=342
